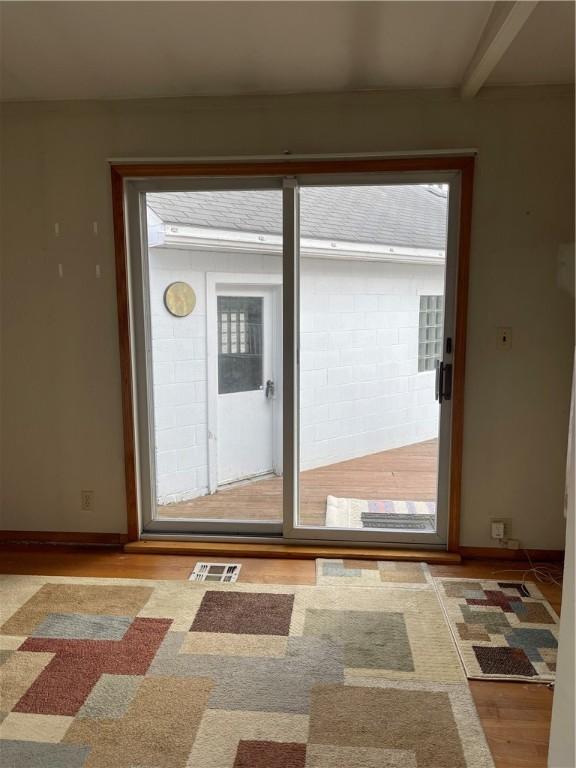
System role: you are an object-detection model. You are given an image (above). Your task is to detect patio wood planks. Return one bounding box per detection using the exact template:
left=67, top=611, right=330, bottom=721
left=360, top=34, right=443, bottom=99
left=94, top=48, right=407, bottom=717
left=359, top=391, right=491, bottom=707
left=157, top=439, right=438, bottom=526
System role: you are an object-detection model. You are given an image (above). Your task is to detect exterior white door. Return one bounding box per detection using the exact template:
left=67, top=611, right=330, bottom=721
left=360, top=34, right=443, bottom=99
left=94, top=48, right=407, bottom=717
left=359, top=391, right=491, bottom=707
left=216, top=289, right=276, bottom=485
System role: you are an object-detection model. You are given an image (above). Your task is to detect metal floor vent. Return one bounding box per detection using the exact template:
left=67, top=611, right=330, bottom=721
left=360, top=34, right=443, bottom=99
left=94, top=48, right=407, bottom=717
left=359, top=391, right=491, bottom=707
left=189, top=562, right=242, bottom=583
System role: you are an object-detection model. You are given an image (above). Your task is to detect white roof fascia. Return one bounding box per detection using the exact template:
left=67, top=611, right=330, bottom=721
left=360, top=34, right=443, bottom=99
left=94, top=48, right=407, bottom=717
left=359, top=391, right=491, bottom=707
left=153, top=223, right=446, bottom=265
left=146, top=207, right=166, bottom=248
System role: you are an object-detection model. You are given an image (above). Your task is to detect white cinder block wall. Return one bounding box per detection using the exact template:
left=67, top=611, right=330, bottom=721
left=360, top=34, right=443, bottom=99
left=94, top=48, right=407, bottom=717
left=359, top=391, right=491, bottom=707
left=150, top=246, right=444, bottom=505
left=299, top=258, right=443, bottom=471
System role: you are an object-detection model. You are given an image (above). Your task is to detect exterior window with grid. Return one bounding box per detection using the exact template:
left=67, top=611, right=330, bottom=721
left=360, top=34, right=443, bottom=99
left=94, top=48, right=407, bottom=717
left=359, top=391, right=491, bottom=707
left=418, top=295, right=444, bottom=372
left=217, top=296, right=263, bottom=394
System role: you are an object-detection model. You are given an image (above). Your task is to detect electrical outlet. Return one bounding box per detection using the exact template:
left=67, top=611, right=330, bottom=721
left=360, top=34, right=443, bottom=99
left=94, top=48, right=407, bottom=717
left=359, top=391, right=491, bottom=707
left=491, top=520, right=506, bottom=540
left=81, top=490, right=94, bottom=512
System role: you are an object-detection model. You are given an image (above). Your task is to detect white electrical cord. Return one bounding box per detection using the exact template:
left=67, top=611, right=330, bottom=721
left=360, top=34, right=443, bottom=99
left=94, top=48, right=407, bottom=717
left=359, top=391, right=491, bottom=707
left=492, top=547, right=563, bottom=691
left=491, top=547, right=564, bottom=588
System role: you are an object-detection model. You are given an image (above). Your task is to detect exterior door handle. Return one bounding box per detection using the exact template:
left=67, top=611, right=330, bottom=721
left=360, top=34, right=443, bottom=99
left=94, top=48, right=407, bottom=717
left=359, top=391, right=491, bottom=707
left=265, top=379, right=275, bottom=399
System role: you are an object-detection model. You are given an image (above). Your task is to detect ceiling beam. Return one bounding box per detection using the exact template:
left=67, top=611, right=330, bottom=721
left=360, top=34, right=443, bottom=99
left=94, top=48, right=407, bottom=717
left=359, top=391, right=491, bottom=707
left=461, top=1, right=539, bottom=99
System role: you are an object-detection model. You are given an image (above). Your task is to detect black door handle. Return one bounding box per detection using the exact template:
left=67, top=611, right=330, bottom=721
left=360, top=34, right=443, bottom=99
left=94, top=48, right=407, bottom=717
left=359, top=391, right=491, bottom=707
left=435, top=361, right=452, bottom=404
left=435, top=360, right=444, bottom=403
left=265, top=379, right=275, bottom=399
left=442, top=363, right=452, bottom=401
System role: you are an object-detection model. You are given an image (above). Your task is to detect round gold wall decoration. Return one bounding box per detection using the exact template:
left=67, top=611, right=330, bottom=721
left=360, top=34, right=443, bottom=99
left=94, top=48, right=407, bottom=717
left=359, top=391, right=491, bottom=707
left=164, top=282, right=196, bottom=317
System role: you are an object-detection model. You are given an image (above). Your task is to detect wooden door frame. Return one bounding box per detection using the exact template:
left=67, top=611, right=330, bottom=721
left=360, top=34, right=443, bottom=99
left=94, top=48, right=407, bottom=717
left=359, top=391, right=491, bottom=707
left=111, top=154, right=475, bottom=550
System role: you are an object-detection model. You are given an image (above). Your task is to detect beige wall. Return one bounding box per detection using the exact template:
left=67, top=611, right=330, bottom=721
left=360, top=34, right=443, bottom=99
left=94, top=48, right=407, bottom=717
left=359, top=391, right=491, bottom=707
left=1, top=86, right=574, bottom=545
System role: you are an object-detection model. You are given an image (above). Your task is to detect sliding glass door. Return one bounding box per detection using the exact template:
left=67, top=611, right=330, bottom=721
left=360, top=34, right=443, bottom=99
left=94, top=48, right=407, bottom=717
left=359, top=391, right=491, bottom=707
left=127, top=170, right=461, bottom=546
left=130, top=180, right=284, bottom=535
left=286, top=178, right=457, bottom=546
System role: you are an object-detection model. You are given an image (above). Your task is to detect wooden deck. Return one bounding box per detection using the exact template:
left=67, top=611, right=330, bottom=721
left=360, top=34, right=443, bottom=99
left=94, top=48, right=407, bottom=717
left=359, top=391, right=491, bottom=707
left=157, top=439, right=438, bottom=526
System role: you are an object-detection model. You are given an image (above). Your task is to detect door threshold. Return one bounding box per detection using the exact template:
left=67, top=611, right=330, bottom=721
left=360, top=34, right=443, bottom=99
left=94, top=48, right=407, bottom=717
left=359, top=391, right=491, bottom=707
left=125, top=539, right=461, bottom=563
left=217, top=472, right=276, bottom=491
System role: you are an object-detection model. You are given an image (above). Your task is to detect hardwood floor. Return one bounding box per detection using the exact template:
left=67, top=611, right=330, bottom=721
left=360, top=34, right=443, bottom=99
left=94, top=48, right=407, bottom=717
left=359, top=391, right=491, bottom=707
left=470, top=681, right=555, bottom=768
left=0, top=545, right=317, bottom=584
left=157, top=438, right=438, bottom=525
left=0, top=547, right=561, bottom=768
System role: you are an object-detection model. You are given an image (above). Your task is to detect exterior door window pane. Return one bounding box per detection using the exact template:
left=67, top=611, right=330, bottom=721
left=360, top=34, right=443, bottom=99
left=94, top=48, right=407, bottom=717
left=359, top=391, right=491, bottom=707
left=218, top=297, right=263, bottom=394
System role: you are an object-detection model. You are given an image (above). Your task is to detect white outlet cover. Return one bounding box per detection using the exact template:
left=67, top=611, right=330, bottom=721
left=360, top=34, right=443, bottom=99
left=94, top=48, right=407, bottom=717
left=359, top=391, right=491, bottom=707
left=491, top=521, right=506, bottom=539
left=80, top=491, right=94, bottom=511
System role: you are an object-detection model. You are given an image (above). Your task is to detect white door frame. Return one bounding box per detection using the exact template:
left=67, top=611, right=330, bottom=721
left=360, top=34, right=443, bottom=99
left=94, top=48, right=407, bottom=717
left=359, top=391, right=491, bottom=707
left=206, top=272, right=283, bottom=494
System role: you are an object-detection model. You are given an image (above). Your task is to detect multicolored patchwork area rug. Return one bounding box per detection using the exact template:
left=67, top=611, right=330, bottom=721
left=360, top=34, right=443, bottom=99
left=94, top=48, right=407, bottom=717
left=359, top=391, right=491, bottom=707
left=316, top=558, right=432, bottom=588
left=0, top=575, right=495, bottom=768
left=433, top=577, right=559, bottom=682
left=326, top=496, right=436, bottom=531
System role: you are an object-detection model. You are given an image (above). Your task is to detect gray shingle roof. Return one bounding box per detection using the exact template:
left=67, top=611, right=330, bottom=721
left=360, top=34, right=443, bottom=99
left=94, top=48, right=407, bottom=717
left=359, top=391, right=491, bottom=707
left=147, top=185, right=447, bottom=250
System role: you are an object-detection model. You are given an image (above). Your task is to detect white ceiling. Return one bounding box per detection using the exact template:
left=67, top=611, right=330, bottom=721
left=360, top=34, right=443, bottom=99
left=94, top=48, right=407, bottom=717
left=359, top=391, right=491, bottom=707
left=0, top=1, right=574, bottom=102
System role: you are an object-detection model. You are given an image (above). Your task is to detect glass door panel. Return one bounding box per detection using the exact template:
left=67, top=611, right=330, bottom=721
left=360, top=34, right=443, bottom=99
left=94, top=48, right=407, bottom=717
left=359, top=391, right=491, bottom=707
left=295, top=182, right=451, bottom=542
left=143, top=187, right=283, bottom=532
